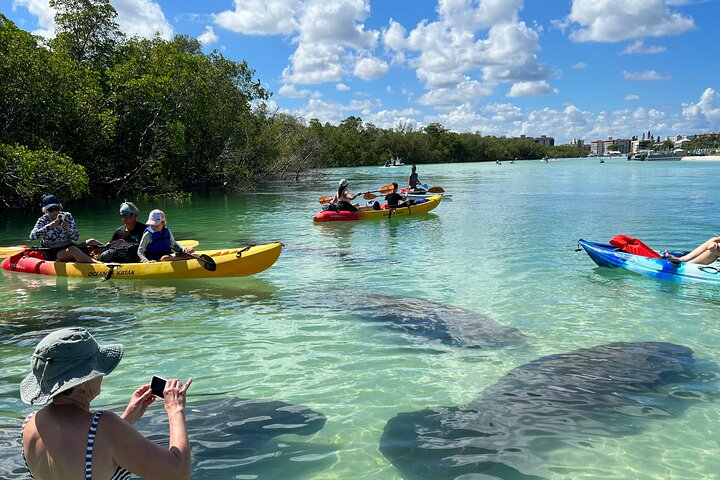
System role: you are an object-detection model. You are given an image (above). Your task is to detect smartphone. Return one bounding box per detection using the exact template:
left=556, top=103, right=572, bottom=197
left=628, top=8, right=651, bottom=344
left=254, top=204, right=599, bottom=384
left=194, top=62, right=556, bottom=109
left=150, top=375, right=167, bottom=398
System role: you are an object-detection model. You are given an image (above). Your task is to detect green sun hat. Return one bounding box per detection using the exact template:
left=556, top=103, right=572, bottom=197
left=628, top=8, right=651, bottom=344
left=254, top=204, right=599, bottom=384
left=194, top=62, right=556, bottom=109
left=20, top=327, right=124, bottom=405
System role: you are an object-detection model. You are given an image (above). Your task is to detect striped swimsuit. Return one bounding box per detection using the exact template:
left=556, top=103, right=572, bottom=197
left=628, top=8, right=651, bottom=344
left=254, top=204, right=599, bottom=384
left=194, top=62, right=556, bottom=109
left=22, top=411, right=131, bottom=479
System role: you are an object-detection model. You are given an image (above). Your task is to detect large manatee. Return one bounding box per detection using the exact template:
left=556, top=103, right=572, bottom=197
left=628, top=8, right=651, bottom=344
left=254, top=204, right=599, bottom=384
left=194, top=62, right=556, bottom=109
left=380, top=342, right=716, bottom=479
left=346, top=293, right=526, bottom=348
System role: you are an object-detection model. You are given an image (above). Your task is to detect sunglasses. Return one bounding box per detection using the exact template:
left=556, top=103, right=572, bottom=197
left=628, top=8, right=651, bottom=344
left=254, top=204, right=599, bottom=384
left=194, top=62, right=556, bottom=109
left=120, top=212, right=135, bottom=218
left=46, top=206, right=61, bottom=213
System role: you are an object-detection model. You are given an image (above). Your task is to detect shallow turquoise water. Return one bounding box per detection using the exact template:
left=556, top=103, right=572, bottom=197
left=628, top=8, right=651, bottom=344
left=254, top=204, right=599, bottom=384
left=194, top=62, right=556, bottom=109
left=1, top=158, right=719, bottom=479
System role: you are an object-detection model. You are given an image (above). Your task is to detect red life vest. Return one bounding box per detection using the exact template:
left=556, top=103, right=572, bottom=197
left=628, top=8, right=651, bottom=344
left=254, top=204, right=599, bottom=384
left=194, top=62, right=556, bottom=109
left=609, top=234, right=661, bottom=258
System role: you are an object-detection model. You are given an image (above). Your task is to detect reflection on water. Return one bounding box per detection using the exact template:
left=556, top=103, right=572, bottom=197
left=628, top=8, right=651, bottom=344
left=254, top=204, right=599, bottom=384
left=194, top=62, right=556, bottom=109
left=380, top=342, right=718, bottom=479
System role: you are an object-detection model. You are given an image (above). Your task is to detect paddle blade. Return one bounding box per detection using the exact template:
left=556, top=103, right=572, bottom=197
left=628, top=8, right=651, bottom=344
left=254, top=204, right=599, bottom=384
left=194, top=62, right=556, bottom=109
left=319, top=196, right=332, bottom=205
left=377, top=184, right=394, bottom=194
left=0, top=246, right=25, bottom=258
left=177, top=240, right=199, bottom=248
left=197, top=254, right=217, bottom=271
left=427, top=186, right=445, bottom=193
left=363, top=193, right=378, bottom=200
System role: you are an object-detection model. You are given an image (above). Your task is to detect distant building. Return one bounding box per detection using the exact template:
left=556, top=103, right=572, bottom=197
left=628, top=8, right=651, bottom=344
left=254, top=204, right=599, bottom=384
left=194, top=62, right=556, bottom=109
left=601, top=137, right=631, bottom=154
left=534, top=135, right=554, bottom=147
left=590, top=140, right=604, bottom=156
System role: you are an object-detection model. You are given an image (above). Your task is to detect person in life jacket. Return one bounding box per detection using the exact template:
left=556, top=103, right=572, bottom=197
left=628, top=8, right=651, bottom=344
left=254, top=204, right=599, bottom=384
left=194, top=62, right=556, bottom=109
left=137, top=209, right=194, bottom=263
left=408, top=165, right=421, bottom=191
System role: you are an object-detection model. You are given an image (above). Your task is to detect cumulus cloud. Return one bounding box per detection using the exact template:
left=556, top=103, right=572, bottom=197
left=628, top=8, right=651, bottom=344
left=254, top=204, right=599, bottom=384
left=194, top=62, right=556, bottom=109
left=198, top=26, right=219, bottom=46
left=12, top=0, right=173, bottom=39
left=354, top=56, right=389, bottom=80
left=507, top=80, right=558, bottom=97
left=625, top=94, right=640, bottom=101
left=621, top=39, right=667, bottom=54
left=280, top=0, right=380, bottom=85
left=418, top=79, right=494, bottom=108
left=623, top=70, right=670, bottom=81
left=214, top=0, right=300, bottom=35
left=336, top=83, right=351, bottom=91
left=571, top=62, right=588, bottom=69
left=566, top=0, right=696, bottom=42
left=278, top=83, right=313, bottom=98
left=682, top=88, right=720, bottom=125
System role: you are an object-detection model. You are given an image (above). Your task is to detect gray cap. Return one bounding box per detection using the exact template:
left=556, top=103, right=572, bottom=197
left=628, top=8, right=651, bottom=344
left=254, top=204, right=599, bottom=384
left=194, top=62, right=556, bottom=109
left=20, top=327, right=123, bottom=405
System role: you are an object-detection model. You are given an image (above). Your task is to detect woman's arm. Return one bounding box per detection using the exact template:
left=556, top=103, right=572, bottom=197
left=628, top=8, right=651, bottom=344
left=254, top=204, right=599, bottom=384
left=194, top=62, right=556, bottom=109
left=64, top=213, right=80, bottom=242
left=107, top=378, right=192, bottom=480
left=29, top=216, right=51, bottom=241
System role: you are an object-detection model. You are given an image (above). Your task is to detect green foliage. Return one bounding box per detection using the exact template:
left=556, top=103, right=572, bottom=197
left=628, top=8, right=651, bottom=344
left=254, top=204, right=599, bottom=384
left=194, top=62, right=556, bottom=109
left=0, top=143, right=89, bottom=208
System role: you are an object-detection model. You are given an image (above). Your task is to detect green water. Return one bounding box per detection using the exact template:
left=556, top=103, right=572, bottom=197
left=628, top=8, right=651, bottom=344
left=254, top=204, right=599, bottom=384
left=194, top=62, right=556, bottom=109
left=1, top=158, right=719, bottom=479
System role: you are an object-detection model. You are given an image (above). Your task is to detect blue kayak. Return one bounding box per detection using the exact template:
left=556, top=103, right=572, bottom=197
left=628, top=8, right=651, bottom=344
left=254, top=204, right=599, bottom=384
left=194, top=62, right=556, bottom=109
left=578, top=239, right=720, bottom=285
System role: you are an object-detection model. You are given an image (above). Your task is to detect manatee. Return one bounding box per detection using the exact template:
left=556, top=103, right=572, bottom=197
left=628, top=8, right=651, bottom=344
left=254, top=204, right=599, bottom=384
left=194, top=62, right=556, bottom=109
left=133, top=397, right=331, bottom=479
left=346, top=294, right=526, bottom=348
left=380, top=342, right=716, bottom=479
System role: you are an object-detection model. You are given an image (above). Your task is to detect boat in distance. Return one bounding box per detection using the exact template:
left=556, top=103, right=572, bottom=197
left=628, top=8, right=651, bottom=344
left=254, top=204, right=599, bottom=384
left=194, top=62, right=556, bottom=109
left=2, top=242, right=283, bottom=280
left=313, top=195, right=442, bottom=222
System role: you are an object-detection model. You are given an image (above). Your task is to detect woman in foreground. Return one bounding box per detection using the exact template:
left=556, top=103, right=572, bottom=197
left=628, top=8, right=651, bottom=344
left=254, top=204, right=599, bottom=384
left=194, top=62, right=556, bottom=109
left=21, top=327, right=192, bottom=480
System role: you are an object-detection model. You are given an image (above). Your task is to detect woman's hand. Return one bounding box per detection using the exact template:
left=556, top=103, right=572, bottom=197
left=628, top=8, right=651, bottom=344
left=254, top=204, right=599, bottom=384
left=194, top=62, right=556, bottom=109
left=121, top=384, right=155, bottom=425
left=182, top=246, right=195, bottom=254
left=164, top=378, right=192, bottom=417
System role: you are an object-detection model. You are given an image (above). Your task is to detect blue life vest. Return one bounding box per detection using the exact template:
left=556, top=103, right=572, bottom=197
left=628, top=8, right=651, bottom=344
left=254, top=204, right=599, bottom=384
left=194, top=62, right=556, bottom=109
left=144, top=226, right=172, bottom=260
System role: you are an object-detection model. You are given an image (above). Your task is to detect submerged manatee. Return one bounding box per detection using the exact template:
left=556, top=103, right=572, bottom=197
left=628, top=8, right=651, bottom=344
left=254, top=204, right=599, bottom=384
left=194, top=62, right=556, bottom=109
left=380, top=342, right=716, bottom=479
left=347, top=293, right=526, bottom=348
left=134, top=397, right=330, bottom=479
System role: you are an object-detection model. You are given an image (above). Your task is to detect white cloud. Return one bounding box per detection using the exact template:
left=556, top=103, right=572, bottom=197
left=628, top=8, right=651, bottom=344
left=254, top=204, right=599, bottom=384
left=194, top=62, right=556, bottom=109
left=418, top=78, right=494, bottom=108
left=625, top=94, right=640, bottom=101
left=214, top=0, right=300, bottom=35
left=354, top=56, right=389, bottom=80
left=567, top=0, right=696, bottom=42
left=682, top=88, right=720, bottom=125
left=280, top=0, right=380, bottom=85
left=507, top=80, right=558, bottom=97
left=278, top=83, right=313, bottom=98
left=382, top=19, right=407, bottom=51
left=437, top=0, right=524, bottom=30
left=336, top=83, right=351, bottom=91
left=623, top=70, right=670, bottom=81
left=197, top=26, right=219, bottom=46
left=621, top=39, right=667, bottom=54
left=113, top=0, right=173, bottom=39
left=12, top=0, right=173, bottom=39
left=571, top=62, right=588, bottom=69
left=12, top=0, right=54, bottom=37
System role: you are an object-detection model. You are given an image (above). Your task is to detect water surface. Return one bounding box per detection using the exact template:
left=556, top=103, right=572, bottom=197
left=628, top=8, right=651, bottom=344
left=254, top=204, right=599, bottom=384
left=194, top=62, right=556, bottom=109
left=1, top=158, right=719, bottom=479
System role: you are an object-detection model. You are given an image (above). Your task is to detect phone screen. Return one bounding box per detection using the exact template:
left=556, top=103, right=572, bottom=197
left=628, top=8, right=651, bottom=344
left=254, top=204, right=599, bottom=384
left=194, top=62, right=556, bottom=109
left=150, top=375, right=167, bottom=397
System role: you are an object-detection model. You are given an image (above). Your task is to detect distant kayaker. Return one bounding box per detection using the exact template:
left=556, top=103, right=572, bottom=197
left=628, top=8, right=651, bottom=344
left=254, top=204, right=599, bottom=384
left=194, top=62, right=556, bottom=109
left=664, top=236, right=720, bottom=265
left=408, top=165, right=421, bottom=191
left=20, top=327, right=192, bottom=480
left=29, top=195, right=101, bottom=263
left=332, top=179, right=361, bottom=212
left=385, top=183, right=412, bottom=208
left=137, top=209, right=195, bottom=263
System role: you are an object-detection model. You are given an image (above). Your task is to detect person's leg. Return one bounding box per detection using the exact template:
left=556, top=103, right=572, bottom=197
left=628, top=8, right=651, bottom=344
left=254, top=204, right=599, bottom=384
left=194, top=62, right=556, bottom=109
left=678, top=236, right=720, bottom=262
left=57, top=245, right=99, bottom=263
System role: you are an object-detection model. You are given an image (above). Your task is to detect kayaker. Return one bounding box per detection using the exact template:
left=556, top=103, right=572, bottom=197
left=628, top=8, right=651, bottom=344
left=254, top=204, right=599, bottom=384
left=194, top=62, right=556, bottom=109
left=408, top=165, right=421, bottom=191
left=137, top=209, right=195, bottom=263
left=29, top=195, right=101, bottom=263
left=98, top=201, right=147, bottom=263
left=385, top=182, right=412, bottom=208
left=664, top=236, right=720, bottom=265
left=332, top=179, right=361, bottom=212
left=20, top=327, right=192, bottom=480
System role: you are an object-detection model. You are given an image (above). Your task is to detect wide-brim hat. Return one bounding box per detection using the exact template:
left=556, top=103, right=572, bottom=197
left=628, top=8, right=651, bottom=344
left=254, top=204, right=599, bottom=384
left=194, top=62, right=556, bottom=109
left=20, top=327, right=123, bottom=405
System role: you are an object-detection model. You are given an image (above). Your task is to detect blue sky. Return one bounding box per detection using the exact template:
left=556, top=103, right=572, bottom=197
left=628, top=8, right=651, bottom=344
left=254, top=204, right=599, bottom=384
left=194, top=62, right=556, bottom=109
left=5, top=0, right=720, bottom=143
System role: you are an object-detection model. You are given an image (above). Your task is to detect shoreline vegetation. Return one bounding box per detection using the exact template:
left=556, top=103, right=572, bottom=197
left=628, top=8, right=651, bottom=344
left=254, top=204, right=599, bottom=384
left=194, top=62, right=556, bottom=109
left=2, top=1, right=716, bottom=210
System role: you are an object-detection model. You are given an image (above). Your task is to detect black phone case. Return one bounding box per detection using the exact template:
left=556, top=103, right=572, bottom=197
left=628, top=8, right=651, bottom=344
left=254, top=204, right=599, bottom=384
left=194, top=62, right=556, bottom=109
left=151, top=376, right=166, bottom=397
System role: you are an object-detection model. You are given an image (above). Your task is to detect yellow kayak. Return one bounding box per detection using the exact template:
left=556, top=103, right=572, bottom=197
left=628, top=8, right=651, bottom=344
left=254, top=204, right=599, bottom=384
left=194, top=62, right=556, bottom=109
left=313, top=195, right=442, bottom=222
left=1, top=242, right=283, bottom=280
